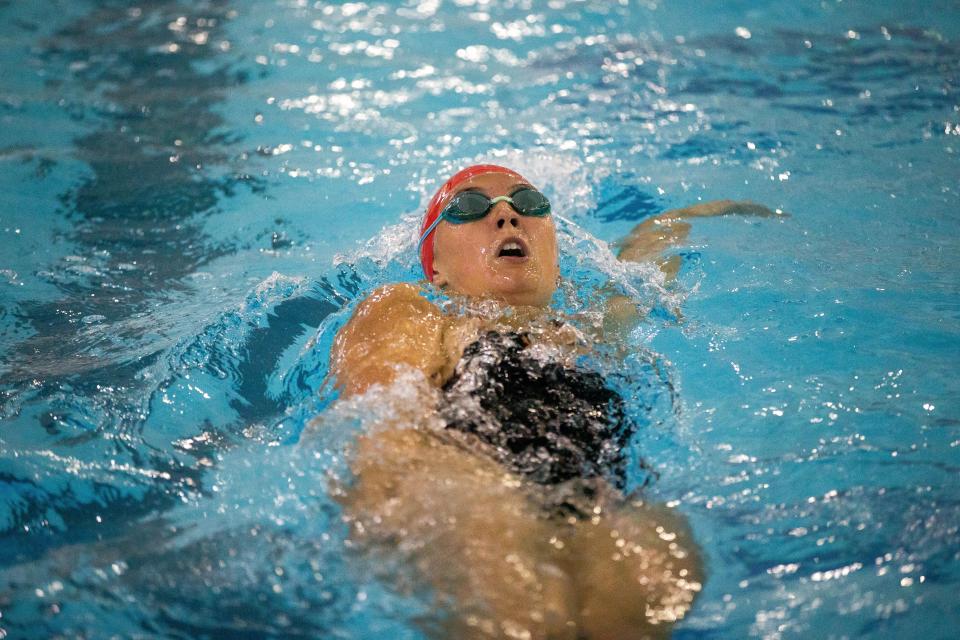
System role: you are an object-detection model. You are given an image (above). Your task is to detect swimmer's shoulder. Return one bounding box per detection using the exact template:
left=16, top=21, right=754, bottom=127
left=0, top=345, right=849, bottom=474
left=362, top=282, right=438, bottom=310
left=331, top=283, right=448, bottom=395
left=347, top=283, right=443, bottom=331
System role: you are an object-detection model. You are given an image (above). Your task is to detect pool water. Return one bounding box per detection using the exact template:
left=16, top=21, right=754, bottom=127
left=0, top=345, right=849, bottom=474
left=2, top=0, right=959, bottom=637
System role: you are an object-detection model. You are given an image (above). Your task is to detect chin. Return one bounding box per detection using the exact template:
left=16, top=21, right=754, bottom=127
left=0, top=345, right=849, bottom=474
left=492, top=281, right=553, bottom=307
left=483, top=268, right=552, bottom=306
left=502, top=292, right=552, bottom=307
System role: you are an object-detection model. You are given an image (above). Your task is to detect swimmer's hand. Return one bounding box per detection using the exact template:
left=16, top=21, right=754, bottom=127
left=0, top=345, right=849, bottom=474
left=617, top=199, right=783, bottom=265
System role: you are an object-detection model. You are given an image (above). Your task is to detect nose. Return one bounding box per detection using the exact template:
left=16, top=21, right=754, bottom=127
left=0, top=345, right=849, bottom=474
left=493, top=201, right=520, bottom=229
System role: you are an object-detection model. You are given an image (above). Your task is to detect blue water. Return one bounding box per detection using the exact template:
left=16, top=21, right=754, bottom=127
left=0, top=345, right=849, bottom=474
left=2, top=0, right=959, bottom=637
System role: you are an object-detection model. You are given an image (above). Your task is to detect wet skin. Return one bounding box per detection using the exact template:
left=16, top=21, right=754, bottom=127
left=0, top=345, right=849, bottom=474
left=329, top=173, right=777, bottom=638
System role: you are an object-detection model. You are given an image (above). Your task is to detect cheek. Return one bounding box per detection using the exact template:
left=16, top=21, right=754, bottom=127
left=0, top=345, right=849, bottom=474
left=451, top=236, right=483, bottom=267
left=437, top=230, right=487, bottom=274
left=535, top=228, right=559, bottom=264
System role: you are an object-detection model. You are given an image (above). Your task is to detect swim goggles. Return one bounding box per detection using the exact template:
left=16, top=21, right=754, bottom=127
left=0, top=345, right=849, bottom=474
left=417, top=188, right=551, bottom=252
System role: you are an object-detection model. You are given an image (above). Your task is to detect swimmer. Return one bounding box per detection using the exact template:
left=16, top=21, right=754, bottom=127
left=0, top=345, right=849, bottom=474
left=330, top=165, right=776, bottom=639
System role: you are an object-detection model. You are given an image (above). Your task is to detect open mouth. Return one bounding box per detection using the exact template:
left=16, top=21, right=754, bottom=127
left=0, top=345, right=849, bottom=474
left=497, top=238, right=528, bottom=258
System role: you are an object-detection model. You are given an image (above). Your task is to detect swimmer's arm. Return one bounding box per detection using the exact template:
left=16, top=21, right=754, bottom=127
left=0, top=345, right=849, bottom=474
left=601, top=294, right=644, bottom=339
left=331, top=283, right=448, bottom=396
left=602, top=201, right=779, bottom=334
left=618, top=200, right=779, bottom=275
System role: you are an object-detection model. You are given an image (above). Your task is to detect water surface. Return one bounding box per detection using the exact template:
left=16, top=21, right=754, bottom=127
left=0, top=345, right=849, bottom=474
left=1, top=1, right=959, bottom=637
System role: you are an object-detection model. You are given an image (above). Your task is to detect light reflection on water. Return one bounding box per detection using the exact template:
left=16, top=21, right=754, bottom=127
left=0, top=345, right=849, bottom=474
left=0, top=0, right=958, bottom=637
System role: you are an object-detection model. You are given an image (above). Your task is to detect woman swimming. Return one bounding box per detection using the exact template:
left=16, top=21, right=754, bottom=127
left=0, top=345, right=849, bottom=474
left=329, top=164, right=774, bottom=639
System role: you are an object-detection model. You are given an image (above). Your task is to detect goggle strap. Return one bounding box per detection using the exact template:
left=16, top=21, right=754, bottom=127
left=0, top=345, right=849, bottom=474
left=417, top=214, right=444, bottom=257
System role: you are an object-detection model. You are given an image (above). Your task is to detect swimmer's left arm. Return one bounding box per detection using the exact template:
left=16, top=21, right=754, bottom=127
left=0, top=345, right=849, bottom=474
left=599, top=200, right=781, bottom=334
left=617, top=199, right=780, bottom=267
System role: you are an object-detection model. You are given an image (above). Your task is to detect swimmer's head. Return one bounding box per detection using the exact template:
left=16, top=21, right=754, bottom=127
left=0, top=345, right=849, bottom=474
left=419, top=165, right=559, bottom=307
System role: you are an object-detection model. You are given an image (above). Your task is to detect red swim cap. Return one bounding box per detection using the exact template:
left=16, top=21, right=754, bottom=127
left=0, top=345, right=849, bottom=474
left=419, top=164, right=526, bottom=281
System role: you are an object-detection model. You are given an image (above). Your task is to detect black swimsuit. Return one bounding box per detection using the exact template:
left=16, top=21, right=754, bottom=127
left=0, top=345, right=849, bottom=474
left=440, top=331, right=635, bottom=488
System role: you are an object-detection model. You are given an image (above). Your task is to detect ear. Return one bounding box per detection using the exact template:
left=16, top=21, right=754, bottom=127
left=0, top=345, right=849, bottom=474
left=431, top=245, right=448, bottom=286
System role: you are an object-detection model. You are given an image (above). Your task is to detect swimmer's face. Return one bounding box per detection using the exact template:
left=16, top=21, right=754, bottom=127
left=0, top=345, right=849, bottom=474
left=432, top=172, right=559, bottom=307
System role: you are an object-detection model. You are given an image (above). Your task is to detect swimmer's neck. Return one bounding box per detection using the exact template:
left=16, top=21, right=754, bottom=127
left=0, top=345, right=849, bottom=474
left=440, top=291, right=557, bottom=324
